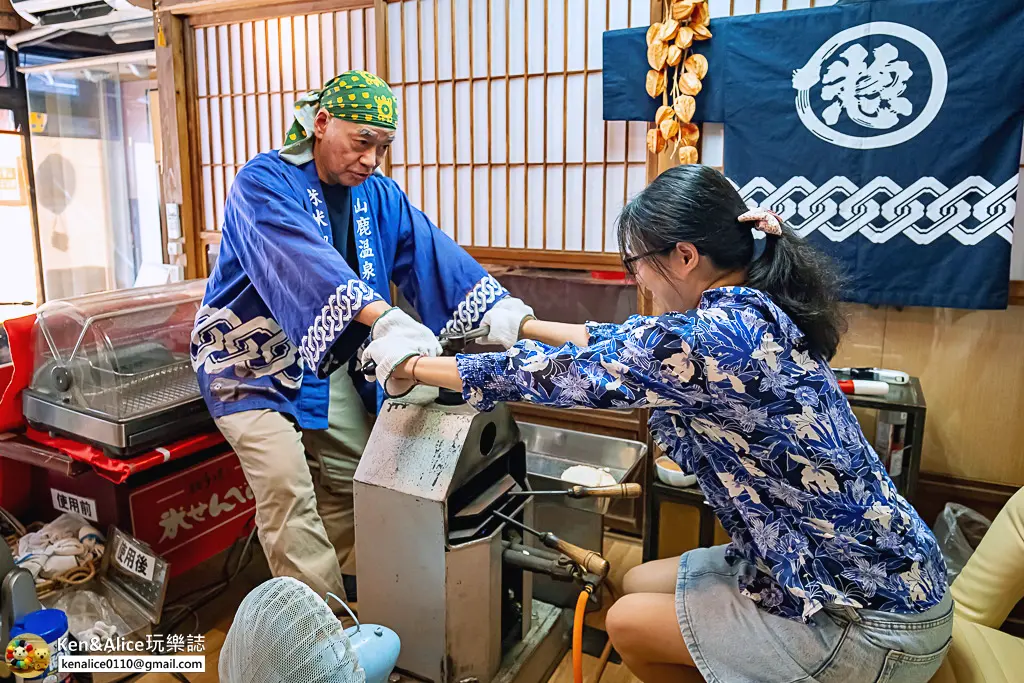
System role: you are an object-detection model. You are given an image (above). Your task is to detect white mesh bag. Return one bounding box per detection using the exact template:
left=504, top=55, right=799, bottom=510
left=219, top=576, right=365, bottom=683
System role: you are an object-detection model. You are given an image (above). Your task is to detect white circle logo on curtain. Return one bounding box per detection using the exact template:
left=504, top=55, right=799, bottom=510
left=791, top=22, right=947, bottom=149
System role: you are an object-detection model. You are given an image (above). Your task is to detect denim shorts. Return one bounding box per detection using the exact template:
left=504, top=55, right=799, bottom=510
left=674, top=545, right=953, bottom=683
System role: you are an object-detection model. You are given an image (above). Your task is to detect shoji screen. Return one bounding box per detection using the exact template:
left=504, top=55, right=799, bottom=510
left=193, top=6, right=377, bottom=235
left=384, top=0, right=652, bottom=259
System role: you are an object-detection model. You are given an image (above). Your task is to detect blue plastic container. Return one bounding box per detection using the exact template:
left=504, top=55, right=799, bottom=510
left=9, top=609, right=71, bottom=682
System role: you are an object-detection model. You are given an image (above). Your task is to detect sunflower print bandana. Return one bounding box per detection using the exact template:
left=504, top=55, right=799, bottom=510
left=280, top=70, right=398, bottom=165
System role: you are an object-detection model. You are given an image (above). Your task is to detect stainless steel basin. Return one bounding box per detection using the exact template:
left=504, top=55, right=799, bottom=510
left=521, top=422, right=647, bottom=513
left=519, top=422, right=647, bottom=607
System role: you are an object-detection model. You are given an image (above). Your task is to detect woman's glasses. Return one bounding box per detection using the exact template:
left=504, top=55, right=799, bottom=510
left=622, top=246, right=674, bottom=271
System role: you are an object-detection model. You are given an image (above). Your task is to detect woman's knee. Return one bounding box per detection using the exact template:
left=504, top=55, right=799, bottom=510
left=607, top=593, right=695, bottom=669
left=605, top=594, right=649, bottom=654
left=623, top=556, right=680, bottom=595
left=621, top=565, right=644, bottom=595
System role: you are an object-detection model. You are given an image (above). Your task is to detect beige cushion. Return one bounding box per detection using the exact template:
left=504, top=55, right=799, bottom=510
left=930, top=487, right=1024, bottom=682
left=931, top=617, right=1024, bottom=683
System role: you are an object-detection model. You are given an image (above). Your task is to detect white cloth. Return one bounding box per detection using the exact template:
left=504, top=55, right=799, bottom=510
left=41, top=555, right=78, bottom=579
left=362, top=308, right=442, bottom=397
left=479, top=297, right=534, bottom=348
left=15, top=514, right=104, bottom=582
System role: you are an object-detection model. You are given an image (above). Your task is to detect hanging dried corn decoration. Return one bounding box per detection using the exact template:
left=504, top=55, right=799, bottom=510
left=645, top=0, right=712, bottom=163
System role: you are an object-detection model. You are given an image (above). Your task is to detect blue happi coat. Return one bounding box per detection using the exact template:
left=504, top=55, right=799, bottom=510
left=191, top=151, right=509, bottom=429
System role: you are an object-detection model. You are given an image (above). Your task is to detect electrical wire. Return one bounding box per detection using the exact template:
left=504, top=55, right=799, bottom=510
left=159, top=525, right=257, bottom=635
left=165, top=522, right=256, bottom=609
left=157, top=523, right=258, bottom=636
left=591, top=582, right=621, bottom=683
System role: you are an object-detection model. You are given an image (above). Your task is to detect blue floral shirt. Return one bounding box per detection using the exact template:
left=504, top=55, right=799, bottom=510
left=456, top=287, right=947, bottom=622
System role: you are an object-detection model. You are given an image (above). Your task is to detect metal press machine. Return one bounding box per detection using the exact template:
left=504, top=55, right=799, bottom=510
left=354, top=329, right=640, bottom=683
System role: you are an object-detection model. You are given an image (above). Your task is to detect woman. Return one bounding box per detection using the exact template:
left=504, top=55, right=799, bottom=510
left=364, top=165, right=952, bottom=683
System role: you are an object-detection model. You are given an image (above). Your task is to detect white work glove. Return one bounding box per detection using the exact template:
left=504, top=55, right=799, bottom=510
left=361, top=308, right=442, bottom=398
left=479, top=297, right=535, bottom=349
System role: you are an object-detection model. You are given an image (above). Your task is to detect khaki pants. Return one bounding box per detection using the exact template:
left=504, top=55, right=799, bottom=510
left=214, top=371, right=374, bottom=599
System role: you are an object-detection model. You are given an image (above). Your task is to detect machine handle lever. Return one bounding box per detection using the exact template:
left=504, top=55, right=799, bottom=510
left=508, top=484, right=643, bottom=500
left=554, top=539, right=610, bottom=580
left=492, top=511, right=611, bottom=580
left=570, top=483, right=642, bottom=499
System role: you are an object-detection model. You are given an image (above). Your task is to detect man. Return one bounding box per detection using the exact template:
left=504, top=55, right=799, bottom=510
left=190, top=70, right=533, bottom=600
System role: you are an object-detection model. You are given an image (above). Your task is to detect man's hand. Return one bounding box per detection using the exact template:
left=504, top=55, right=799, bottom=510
left=361, top=308, right=442, bottom=397
left=479, top=297, right=535, bottom=349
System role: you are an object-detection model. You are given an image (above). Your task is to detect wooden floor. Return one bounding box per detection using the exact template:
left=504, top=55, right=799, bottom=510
left=547, top=652, right=641, bottom=683
left=138, top=534, right=644, bottom=683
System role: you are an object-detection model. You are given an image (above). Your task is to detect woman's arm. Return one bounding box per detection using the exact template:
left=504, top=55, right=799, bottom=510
left=517, top=315, right=655, bottom=348
left=394, top=356, right=462, bottom=391
left=518, top=319, right=589, bottom=347
left=395, top=315, right=703, bottom=412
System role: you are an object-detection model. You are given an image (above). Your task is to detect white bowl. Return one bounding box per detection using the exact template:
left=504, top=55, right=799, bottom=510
left=655, top=456, right=697, bottom=488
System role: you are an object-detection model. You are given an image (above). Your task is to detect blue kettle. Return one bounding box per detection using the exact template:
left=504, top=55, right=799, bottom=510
left=326, top=593, right=401, bottom=683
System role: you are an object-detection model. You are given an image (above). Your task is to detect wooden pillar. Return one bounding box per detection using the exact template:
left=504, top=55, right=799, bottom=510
left=375, top=0, right=392, bottom=177
left=639, top=0, right=666, bottom=317
left=155, top=10, right=202, bottom=280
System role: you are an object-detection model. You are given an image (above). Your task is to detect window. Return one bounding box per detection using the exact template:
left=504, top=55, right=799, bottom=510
left=0, top=132, right=40, bottom=321
left=194, top=7, right=377, bottom=235
left=24, top=52, right=164, bottom=299
left=386, top=0, right=651, bottom=258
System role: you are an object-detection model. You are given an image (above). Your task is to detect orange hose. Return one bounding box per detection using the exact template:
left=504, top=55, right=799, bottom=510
left=573, top=586, right=593, bottom=683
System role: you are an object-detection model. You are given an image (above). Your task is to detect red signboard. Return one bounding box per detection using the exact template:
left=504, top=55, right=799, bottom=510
left=129, top=451, right=255, bottom=578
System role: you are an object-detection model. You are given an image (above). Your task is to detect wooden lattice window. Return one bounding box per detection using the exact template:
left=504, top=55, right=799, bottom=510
left=193, top=6, right=377, bottom=236
left=384, top=0, right=653, bottom=266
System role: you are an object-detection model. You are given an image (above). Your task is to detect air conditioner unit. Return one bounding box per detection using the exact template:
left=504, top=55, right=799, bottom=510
left=7, top=0, right=153, bottom=50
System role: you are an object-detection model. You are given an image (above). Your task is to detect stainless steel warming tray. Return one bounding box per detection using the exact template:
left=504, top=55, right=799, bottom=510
left=22, top=281, right=211, bottom=458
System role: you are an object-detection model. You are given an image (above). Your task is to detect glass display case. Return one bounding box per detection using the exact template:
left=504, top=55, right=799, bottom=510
left=22, top=280, right=211, bottom=458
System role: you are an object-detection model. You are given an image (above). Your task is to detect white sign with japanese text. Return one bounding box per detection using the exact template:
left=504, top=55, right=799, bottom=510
left=115, top=538, right=156, bottom=582
left=51, top=488, right=99, bottom=522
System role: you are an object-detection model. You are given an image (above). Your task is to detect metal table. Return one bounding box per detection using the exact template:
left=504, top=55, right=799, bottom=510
left=643, top=377, right=927, bottom=562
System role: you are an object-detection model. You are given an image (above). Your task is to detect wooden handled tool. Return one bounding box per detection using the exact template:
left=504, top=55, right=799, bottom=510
left=492, top=511, right=610, bottom=579
left=508, top=483, right=642, bottom=500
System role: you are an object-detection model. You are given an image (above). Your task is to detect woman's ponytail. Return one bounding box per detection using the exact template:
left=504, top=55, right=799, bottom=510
left=746, top=226, right=846, bottom=360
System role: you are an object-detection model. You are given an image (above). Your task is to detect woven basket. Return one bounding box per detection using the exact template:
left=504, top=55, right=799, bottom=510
left=6, top=523, right=98, bottom=600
